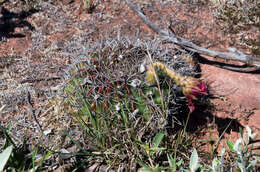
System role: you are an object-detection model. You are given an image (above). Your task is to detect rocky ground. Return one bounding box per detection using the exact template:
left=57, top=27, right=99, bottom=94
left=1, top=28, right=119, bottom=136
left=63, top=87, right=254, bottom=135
left=0, top=0, right=259, bottom=170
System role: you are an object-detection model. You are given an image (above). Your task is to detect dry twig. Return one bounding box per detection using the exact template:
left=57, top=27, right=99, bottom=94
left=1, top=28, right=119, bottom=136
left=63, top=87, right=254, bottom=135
left=124, top=0, right=260, bottom=72
left=20, top=77, right=61, bottom=84
left=26, top=89, right=43, bottom=133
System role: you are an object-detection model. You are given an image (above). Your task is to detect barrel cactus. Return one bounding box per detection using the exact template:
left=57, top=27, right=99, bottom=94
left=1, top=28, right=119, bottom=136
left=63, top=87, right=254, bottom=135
left=64, top=36, right=208, bottom=149
left=66, top=35, right=207, bottom=124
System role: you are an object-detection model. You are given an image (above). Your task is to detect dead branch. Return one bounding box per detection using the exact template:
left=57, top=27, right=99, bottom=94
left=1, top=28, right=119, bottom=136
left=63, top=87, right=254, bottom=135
left=124, top=0, right=260, bottom=72
left=20, top=76, right=61, bottom=84
left=26, top=89, right=43, bottom=133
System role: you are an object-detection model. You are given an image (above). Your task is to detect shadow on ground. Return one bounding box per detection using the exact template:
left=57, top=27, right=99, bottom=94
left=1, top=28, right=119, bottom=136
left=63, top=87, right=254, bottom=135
left=198, top=55, right=260, bottom=74
left=0, top=7, right=38, bottom=38
left=190, top=106, right=243, bottom=136
left=167, top=98, right=243, bottom=137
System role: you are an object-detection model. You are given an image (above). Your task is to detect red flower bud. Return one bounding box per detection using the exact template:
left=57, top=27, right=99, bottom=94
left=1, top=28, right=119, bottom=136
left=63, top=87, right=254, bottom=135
left=98, top=87, right=103, bottom=94
left=90, top=74, right=97, bottom=79
left=125, top=85, right=130, bottom=95
left=87, top=87, right=93, bottom=95
left=81, top=67, right=87, bottom=73
left=106, top=84, right=112, bottom=94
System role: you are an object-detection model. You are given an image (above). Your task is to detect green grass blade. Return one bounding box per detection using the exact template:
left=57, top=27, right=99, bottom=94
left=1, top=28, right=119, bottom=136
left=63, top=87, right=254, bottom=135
left=0, top=124, right=17, bottom=149
left=152, top=132, right=164, bottom=148
left=0, top=145, right=13, bottom=171
left=120, top=102, right=129, bottom=124
left=226, top=140, right=235, bottom=152
left=82, top=101, right=97, bottom=130
left=37, top=151, right=53, bottom=171
left=167, top=153, right=176, bottom=172
left=136, top=158, right=150, bottom=168
left=63, top=130, right=86, bottom=153
left=32, top=146, right=38, bottom=172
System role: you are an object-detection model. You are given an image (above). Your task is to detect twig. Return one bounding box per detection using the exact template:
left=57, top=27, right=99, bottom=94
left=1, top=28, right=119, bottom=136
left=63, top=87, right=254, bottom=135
left=124, top=0, right=260, bottom=71
left=146, top=50, right=162, bottom=100
left=198, top=56, right=260, bottom=73
left=20, top=76, right=61, bottom=84
left=26, top=89, right=43, bottom=133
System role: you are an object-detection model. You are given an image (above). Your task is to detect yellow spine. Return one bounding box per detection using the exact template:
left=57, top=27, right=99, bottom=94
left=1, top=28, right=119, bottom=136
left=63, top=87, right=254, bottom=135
left=146, top=62, right=184, bottom=86
left=145, top=62, right=199, bottom=98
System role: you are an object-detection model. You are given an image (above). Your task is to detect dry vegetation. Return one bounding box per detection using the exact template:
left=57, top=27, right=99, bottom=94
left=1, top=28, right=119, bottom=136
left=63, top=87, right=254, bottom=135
left=0, top=0, right=259, bottom=171
left=211, top=0, right=260, bottom=56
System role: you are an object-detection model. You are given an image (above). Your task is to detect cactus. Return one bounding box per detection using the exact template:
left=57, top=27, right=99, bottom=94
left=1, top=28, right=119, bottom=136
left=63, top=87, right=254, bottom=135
left=64, top=36, right=208, bottom=130
left=146, top=61, right=207, bottom=112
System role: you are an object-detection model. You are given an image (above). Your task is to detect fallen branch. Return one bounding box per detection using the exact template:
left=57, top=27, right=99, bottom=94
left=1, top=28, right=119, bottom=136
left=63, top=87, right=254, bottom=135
left=20, top=76, right=61, bottom=84
left=124, top=0, right=260, bottom=72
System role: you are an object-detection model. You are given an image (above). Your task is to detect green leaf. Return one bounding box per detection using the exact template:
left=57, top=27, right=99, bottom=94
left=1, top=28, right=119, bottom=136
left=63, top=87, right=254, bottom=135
left=121, top=105, right=129, bottom=126
left=168, top=154, right=182, bottom=172
left=0, top=123, right=16, bottom=149
left=152, top=132, right=164, bottom=148
left=242, top=145, right=248, bottom=154
left=140, top=167, right=154, bottom=172
left=189, top=148, right=200, bottom=172
left=0, top=145, right=13, bottom=171
left=32, top=146, right=38, bottom=171
left=176, top=159, right=183, bottom=167
left=82, top=101, right=97, bottom=130
left=136, top=159, right=150, bottom=168
left=37, top=151, right=53, bottom=170
left=233, top=138, right=242, bottom=153
left=149, top=147, right=166, bottom=152
left=226, top=140, right=235, bottom=152
left=167, top=154, right=175, bottom=169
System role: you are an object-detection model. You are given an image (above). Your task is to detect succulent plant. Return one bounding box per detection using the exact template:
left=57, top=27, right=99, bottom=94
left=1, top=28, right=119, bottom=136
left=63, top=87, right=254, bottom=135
left=146, top=61, right=207, bottom=113
left=65, top=36, right=208, bottom=130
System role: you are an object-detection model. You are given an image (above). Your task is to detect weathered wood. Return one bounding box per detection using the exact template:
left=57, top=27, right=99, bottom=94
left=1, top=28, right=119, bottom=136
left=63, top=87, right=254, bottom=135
left=124, top=0, right=260, bottom=72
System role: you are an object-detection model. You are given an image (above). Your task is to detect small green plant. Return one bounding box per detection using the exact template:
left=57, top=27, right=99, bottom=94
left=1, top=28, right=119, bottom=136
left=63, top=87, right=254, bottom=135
left=62, top=37, right=260, bottom=171
left=181, top=126, right=260, bottom=172
left=83, top=0, right=95, bottom=13
left=136, top=132, right=167, bottom=171
left=0, top=123, right=53, bottom=171
left=63, top=37, right=208, bottom=170
left=225, top=126, right=260, bottom=172
left=135, top=126, right=260, bottom=172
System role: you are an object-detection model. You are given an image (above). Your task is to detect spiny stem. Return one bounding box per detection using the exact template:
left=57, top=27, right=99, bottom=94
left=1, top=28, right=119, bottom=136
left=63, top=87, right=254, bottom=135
left=146, top=51, right=166, bottom=117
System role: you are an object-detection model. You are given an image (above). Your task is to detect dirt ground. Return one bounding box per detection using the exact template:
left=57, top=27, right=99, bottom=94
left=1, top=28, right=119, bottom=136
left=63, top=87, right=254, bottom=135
left=0, top=0, right=259, bottom=169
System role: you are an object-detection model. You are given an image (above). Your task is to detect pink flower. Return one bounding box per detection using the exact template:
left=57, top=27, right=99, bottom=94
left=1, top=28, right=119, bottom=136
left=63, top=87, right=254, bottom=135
left=187, top=96, right=195, bottom=113
left=182, top=79, right=207, bottom=113
left=191, top=82, right=207, bottom=96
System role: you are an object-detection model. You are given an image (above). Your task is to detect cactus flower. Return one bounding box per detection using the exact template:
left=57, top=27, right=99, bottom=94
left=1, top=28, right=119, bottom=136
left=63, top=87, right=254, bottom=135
left=146, top=62, right=207, bottom=113
left=182, top=78, right=207, bottom=112
left=182, top=78, right=207, bottom=99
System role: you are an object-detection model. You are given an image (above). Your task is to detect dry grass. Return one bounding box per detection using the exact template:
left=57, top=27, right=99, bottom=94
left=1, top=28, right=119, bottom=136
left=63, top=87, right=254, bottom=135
left=0, top=0, right=259, bottom=171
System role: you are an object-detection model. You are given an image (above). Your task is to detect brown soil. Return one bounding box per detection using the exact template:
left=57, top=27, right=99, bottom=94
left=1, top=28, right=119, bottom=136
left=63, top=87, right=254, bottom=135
left=0, top=0, right=259, bottom=169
